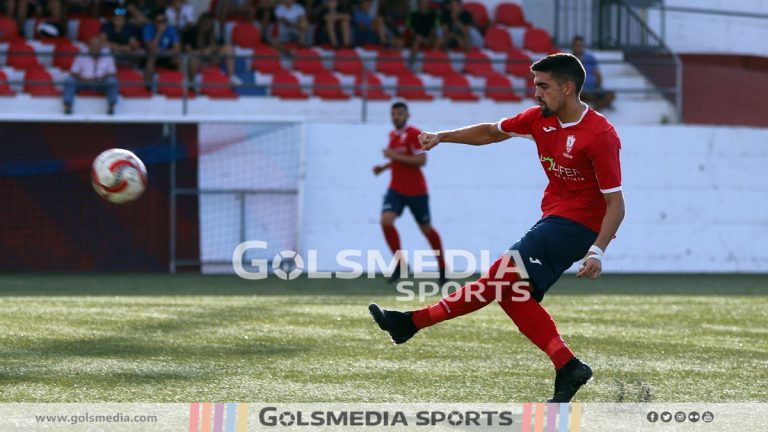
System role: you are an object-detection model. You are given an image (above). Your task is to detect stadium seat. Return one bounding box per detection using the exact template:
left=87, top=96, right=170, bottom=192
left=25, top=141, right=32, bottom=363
left=442, top=73, right=478, bottom=101
left=332, top=49, right=364, bottom=76
left=23, top=69, right=60, bottom=96
left=0, top=16, right=21, bottom=42
left=252, top=47, right=284, bottom=74
left=463, top=2, right=489, bottom=30
left=524, top=28, right=556, bottom=54
left=0, top=70, right=16, bottom=95
left=421, top=51, right=454, bottom=77
left=8, top=42, right=42, bottom=70
left=484, top=27, right=515, bottom=52
left=271, top=70, right=309, bottom=99
left=116, top=69, right=151, bottom=97
left=495, top=3, right=530, bottom=27
left=157, top=70, right=193, bottom=98
left=506, top=49, right=532, bottom=77
left=463, top=50, right=495, bottom=76
left=376, top=50, right=408, bottom=76
left=200, top=67, right=239, bottom=99
left=76, top=18, right=102, bottom=42
left=231, top=22, right=262, bottom=49
left=313, top=71, right=349, bottom=100
left=292, top=48, right=326, bottom=75
left=53, top=42, right=80, bottom=70
left=484, top=73, right=520, bottom=101
left=396, top=72, right=432, bottom=100
left=353, top=73, right=390, bottom=100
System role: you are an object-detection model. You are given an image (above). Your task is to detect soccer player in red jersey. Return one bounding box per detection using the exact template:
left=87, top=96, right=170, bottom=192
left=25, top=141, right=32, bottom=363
left=369, top=54, right=625, bottom=402
left=373, top=102, right=447, bottom=286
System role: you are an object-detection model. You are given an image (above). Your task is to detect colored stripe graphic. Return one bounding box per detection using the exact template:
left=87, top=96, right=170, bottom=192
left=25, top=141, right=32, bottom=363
left=558, top=403, right=570, bottom=432
left=226, top=403, right=237, bottom=432
left=533, top=403, right=545, bottom=432
left=546, top=403, right=557, bottom=432
left=201, top=403, right=213, bottom=432
left=521, top=403, right=533, bottom=431
left=236, top=404, right=249, bottom=432
left=214, top=403, right=225, bottom=432
left=570, top=403, right=582, bottom=432
left=189, top=403, right=200, bottom=432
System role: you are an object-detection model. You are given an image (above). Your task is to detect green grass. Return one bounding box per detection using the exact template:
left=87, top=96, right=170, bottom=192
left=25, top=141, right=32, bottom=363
left=0, top=274, right=766, bottom=402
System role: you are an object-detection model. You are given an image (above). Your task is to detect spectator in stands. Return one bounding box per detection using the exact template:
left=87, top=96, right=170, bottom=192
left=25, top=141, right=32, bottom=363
left=126, top=0, right=163, bottom=27
left=437, top=0, right=480, bottom=51
left=571, top=35, right=615, bottom=111
left=143, top=12, right=181, bottom=84
left=351, top=0, right=383, bottom=46
left=215, top=0, right=256, bottom=25
left=408, top=0, right=437, bottom=61
left=165, top=0, right=195, bottom=31
left=12, top=0, right=65, bottom=37
left=101, top=7, right=142, bottom=68
left=272, top=0, right=308, bottom=51
left=315, top=0, right=351, bottom=48
left=183, top=12, right=242, bottom=85
left=62, top=36, right=118, bottom=115
left=378, top=0, right=407, bottom=49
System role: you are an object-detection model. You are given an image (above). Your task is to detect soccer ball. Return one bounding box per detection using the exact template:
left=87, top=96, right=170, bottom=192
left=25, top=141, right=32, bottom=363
left=91, top=149, right=147, bottom=204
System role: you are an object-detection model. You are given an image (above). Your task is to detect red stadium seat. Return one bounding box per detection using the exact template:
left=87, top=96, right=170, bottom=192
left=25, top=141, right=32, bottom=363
left=484, top=27, right=514, bottom=52
left=421, top=51, right=453, bottom=77
left=442, top=73, right=478, bottom=101
left=354, top=73, right=390, bottom=100
left=332, top=49, right=364, bottom=76
left=0, top=70, right=16, bottom=95
left=313, top=71, right=349, bottom=100
left=485, top=73, right=520, bottom=101
left=506, top=49, right=532, bottom=77
left=495, top=3, right=530, bottom=27
left=0, top=16, right=22, bottom=42
left=396, top=72, right=432, bottom=100
left=53, top=42, right=80, bottom=70
left=116, top=69, right=151, bottom=97
left=8, top=42, right=42, bottom=70
left=463, top=2, right=489, bottom=29
left=292, top=48, right=326, bottom=75
left=231, top=22, right=262, bottom=48
left=201, top=68, right=239, bottom=99
left=252, top=47, right=284, bottom=74
left=524, top=27, right=557, bottom=54
left=463, top=50, right=495, bottom=76
left=23, top=69, right=60, bottom=96
left=77, top=18, right=102, bottom=42
left=157, top=70, right=194, bottom=98
left=376, top=50, right=409, bottom=76
left=271, top=70, right=309, bottom=99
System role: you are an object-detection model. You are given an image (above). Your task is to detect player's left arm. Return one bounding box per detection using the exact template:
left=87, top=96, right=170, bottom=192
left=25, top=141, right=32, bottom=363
left=577, top=191, right=625, bottom=279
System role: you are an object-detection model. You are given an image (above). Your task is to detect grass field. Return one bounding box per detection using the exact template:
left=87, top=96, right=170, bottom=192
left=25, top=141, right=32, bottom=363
left=0, top=274, right=766, bottom=403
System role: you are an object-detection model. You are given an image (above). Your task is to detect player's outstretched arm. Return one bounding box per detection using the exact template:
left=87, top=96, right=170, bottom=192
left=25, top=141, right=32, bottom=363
left=577, top=191, right=625, bottom=280
left=418, top=123, right=510, bottom=150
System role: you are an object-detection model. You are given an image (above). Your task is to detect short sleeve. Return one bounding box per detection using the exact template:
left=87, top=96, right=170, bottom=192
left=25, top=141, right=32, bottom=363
left=408, top=128, right=425, bottom=155
left=496, top=106, right=538, bottom=140
left=587, top=128, right=622, bottom=193
left=70, top=56, right=85, bottom=74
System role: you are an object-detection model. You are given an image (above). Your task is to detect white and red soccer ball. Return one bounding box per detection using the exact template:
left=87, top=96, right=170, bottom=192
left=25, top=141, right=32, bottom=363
left=91, top=149, right=147, bottom=204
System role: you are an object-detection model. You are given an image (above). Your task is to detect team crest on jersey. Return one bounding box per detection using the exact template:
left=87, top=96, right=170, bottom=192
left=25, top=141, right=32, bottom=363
left=563, top=135, right=576, bottom=159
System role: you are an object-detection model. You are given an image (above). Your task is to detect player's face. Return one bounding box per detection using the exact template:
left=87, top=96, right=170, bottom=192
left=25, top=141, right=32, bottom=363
left=533, top=71, right=566, bottom=117
left=391, top=107, right=409, bottom=129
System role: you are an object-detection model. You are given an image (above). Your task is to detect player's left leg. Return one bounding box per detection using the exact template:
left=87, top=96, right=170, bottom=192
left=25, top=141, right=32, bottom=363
left=406, top=194, right=447, bottom=285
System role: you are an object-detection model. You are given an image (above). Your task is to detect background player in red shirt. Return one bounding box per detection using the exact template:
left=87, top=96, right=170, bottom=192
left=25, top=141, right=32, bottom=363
left=373, top=102, right=447, bottom=286
left=369, top=55, right=625, bottom=402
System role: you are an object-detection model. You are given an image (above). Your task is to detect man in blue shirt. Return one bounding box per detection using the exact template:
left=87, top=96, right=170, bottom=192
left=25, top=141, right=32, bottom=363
left=143, top=12, right=181, bottom=84
left=571, top=35, right=614, bottom=111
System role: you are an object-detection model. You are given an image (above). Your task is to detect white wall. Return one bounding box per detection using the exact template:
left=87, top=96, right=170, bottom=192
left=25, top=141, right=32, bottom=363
left=302, top=123, right=768, bottom=273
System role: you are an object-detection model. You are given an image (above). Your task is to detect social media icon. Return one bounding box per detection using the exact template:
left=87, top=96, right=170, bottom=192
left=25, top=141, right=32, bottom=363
left=702, top=411, right=714, bottom=423
left=675, top=412, right=686, bottom=422
left=661, top=412, right=672, bottom=422
left=647, top=412, right=659, bottom=422
left=689, top=411, right=700, bottom=422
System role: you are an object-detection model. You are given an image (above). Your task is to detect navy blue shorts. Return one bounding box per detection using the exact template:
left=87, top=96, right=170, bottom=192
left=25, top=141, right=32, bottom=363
left=382, top=188, right=431, bottom=225
left=509, top=216, right=598, bottom=302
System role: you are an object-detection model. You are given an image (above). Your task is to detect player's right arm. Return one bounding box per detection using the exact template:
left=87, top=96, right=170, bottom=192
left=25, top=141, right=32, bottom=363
left=418, top=123, right=509, bottom=150
left=373, top=162, right=391, bottom=176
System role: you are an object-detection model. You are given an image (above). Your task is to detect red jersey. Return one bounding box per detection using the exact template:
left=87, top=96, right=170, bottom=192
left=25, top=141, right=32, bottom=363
left=498, top=105, right=622, bottom=233
left=387, top=124, right=428, bottom=196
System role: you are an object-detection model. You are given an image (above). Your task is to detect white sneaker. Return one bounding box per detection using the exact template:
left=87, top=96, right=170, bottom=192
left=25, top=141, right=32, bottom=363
left=230, top=75, right=243, bottom=86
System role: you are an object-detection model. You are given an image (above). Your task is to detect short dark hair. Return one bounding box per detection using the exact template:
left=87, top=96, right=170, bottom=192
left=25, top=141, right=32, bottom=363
left=572, top=35, right=585, bottom=43
left=530, top=53, right=586, bottom=94
left=391, top=101, right=408, bottom=111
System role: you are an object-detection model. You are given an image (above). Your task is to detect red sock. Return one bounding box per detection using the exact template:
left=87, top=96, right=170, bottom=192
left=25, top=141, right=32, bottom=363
left=424, top=228, right=446, bottom=271
left=498, top=294, right=574, bottom=370
left=411, top=255, right=517, bottom=329
left=382, top=225, right=400, bottom=254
